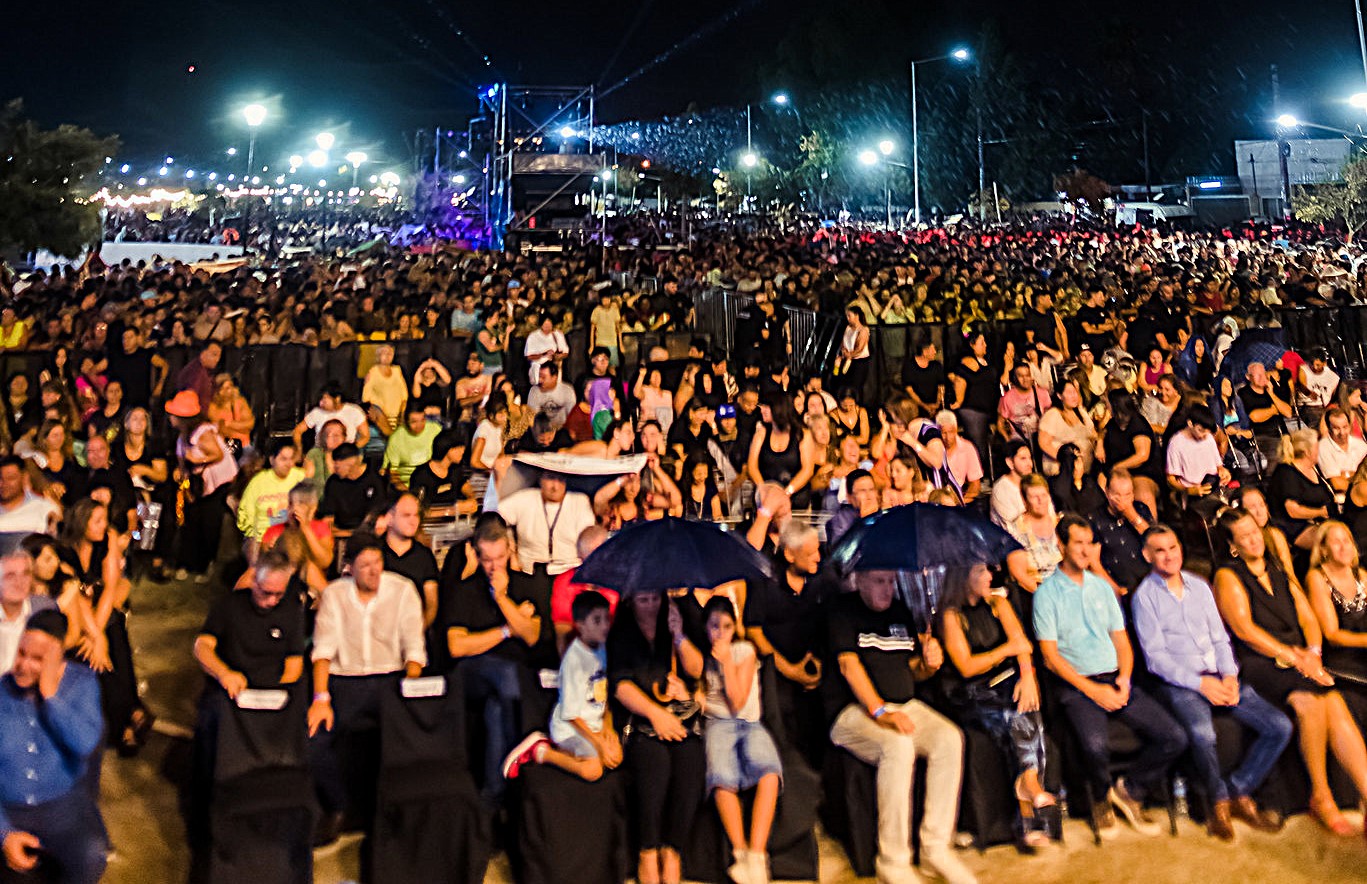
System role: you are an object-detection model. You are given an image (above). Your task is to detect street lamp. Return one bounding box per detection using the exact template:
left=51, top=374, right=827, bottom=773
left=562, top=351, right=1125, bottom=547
left=345, top=151, right=367, bottom=189
left=879, top=139, right=895, bottom=156
left=240, top=104, right=267, bottom=250
left=307, top=149, right=328, bottom=168
left=315, top=132, right=335, bottom=151
left=772, top=92, right=789, bottom=106
left=910, top=46, right=971, bottom=225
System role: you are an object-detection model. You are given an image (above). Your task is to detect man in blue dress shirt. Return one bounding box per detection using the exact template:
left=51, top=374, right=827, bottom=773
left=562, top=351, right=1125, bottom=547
left=1133, top=525, right=1292, bottom=840
left=0, top=610, right=105, bottom=883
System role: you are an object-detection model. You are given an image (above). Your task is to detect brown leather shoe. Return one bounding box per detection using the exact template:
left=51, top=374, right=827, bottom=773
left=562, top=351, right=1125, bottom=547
left=1230, top=795, right=1284, bottom=832
left=1207, top=799, right=1235, bottom=841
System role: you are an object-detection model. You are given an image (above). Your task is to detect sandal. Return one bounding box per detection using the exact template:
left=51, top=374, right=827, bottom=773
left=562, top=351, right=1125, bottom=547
left=131, top=708, right=156, bottom=745
left=1309, top=796, right=1356, bottom=836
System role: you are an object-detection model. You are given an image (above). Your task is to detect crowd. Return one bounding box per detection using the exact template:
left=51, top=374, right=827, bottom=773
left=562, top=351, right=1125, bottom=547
left=1, top=216, right=1367, bottom=883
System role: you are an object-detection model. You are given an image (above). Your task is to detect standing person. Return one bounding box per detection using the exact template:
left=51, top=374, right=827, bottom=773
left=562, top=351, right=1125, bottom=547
left=834, top=306, right=871, bottom=398
left=167, top=390, right=237, bottom=582
left=380, top=493, right=440, bottom=628
left=307, top=536, right=425, bottom=844
left=902, top=339, right=946, bottom=418
left=524, top=314, right=569, bottom=384
left=939, top=563, right=1057, bottom=850
left=363, top=345, right=408, bottom=439
left=949, top=332, right=998, bottom=463
left=454, top=352, right=492, bottom=427
left=1133, top=527, right=1293, bottom=841
left=104, top=327, right=168, bottom=411
left=747, top=395, right=817, bottom=511
left=173, top=342, right=222, bottom=417
left=0, top=610, right=106, bottom=884
left=1215, top=508, right=1367, bottom=836
left=589, top=290, right=623, bottom=367
left=475, top=312, right=510, bottom=377
left=828, top=568, right=976, bottom=884
left=206, top=374, right=254, bottom=460
left=1034, top=515, right=1187, bottom=839
left=410, top=358, right=452, bottom=423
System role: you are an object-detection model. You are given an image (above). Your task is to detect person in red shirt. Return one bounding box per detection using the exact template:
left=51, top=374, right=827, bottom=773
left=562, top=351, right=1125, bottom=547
left=550, top=524, right=618, bottom=653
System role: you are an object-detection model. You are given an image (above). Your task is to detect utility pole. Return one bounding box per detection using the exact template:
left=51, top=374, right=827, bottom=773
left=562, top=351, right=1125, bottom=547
left=1357, top=0, right=1367, bottom=102
left=911, top=60, right=922, bottom=225
left=1141, top=108, right=1152, bottom=201
left=976, top=101, right=985, bottom=222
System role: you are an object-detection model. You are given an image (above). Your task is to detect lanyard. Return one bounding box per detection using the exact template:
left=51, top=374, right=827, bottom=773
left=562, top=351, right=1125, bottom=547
left=543, top=500, right=564, bottom=560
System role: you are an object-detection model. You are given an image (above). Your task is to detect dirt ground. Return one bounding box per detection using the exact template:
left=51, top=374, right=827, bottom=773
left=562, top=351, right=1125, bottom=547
left=100, top=575, right=1367, bottom=884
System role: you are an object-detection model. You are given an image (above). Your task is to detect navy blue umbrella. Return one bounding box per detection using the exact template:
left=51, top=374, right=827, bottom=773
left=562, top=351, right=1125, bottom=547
left=826, top=503, right=1022, bottom=575
left=1218, top=327, right=1286, bottom=382
left=573, top=517, right=775, bottom=594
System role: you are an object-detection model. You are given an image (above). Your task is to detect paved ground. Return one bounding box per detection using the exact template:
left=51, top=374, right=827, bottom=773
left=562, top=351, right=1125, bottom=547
left=102, top=574, right=1367, bottom=884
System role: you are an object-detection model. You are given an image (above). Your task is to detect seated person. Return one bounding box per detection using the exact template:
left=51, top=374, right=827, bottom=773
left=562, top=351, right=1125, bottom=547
left=550, top=526, right=618, bottom=654
left=502, top=590, right=621, bottom=783
left=1087, top=468, right=1153, bottom=595
left=260, top=482, right=334, bottom=589
left=1267, top=428, right=1337, bottom=550
left=319, top=443, right=390, bottom=535
left=1132, top=526, right=1291, bottom=840
left=824, top=470, right=881, bottom=547
left=990, top=440, right=1038, bottom=528
left=406, top=429, right=474, bottom=516
left=1034, top=515, right=1187, bottom=839
left=1165, top=409, right=1229, bottom=519
left=518, top=413, right=574, bottom=455
left=382, top=404, right=441, bottom=490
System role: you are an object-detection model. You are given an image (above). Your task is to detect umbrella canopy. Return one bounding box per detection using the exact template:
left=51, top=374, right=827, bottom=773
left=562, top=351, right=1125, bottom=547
left=826, top=503, right=1022, bottom=575
left=573, top=517, right=774, bottom=594
left=1218, top=326, right=1286, bottom=382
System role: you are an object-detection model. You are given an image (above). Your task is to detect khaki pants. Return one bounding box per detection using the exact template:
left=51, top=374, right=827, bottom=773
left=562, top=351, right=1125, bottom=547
left=829, top=700, right=964, bottom=868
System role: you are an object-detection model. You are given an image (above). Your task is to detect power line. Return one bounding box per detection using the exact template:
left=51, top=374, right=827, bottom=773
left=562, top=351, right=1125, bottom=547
left=599, top=0, right=766, bottom=100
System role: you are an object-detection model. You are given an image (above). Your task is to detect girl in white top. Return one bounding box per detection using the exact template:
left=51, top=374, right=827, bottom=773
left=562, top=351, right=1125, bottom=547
left=702, top=596, right=783, bottom=884
left=470, top=399, right=508, bottom=510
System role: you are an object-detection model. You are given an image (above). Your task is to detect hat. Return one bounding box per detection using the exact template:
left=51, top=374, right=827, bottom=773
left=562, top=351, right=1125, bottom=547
left=1078, top=342, right=1092, bottom=352
left=164, top=390, right=201, bottom=418
left=716, top=404, right=737, bottom=419
left=26, top=609, right=68, bottom=643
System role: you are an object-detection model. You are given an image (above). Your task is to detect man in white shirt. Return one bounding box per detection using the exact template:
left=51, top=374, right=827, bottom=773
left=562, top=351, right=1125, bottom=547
left=1297, top=348, right=1339, bottom=430
left=293, top=384, right=370, bottom=450
left=937, top=410, right=984, bottom=502
left=0, top=457, right=60, bottom=536
left=990, top=440, right=1036, bottom=527
left=526, top=363, right=577, bottom=430
left=524, top=315, right=569, bottom=384
left=1318, top=406, right=1367, bottom=502
left=0, top=552, right=56, bottom=675
left=1165, top=410, right=1229, bottom=518
left=498, top=471, right=597, bottom=579
left=307, top=535, right=425, bottom=835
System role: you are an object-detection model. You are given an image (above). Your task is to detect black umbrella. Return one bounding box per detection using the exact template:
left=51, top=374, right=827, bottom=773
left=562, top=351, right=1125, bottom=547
left=827, top=503, right=1022, bottom=574
left=573, top=517, right=775, bottom=594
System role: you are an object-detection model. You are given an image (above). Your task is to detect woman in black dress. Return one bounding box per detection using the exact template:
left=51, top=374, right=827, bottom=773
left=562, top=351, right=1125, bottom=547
left=1095, top=389, right=1162, bottom=517
left=59, top=498, right=154, bottom=755
left=939, top=564, right=1057, bottom=849
left=1214, top=508, right=1367, bottom=836
left=1267, top=428, right=1337, bottom=550
left=1305, top=521, right=1367, bottom=727
left=949, top=332, right=998, bottom=465
left=747, top=394, right=816, bottom=511
left=608, top=591, right=706, bottom=884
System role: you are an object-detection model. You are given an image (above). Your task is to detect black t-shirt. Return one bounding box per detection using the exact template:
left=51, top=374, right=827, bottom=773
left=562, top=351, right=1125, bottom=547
left=902, top=358, right=946, bottom=406
left=667, top=421, right=714, bottom=460
left=1088, top=500, right=1155, bottom=591
left=748, top=563, right=829, bottom=663
left=1103, top=419, right=1161, bottom=483
left=199, top=589, right=307, bottom=688
left=1238, top=386, right=1286, bottom=437
left=86, top=467, right=137, bottom=532
left=1023, top=309, right=1060, bottom=352
left=383, top=540, right=440, bottom=601
left=1075, top=304, right=1112, bottom=351
left=517, top=429, right=574, bottom=454
left=319, top=468, right=390, bottom=531
left=407, top=462, right=466, bottom=507
left=106, top=349, right=155, bottom=408
left=828, top=592, right=919, bottom=706
left=437, top=568, right=553, bottom=667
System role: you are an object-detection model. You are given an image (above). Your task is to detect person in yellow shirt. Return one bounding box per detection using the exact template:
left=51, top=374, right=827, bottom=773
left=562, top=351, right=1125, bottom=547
left=362, top=345, right=408, bottom=437
left=236, top=439, right=306, bottom=562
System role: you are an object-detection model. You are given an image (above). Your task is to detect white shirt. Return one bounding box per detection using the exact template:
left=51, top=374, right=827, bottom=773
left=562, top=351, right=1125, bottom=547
left=0, top=598, right=32, bottom=676
left=551, top=638, right=608, bottom=746
left=524, top=329, right=568, bottom=384
left=703, top=641, right=761, bottom=721
left=1166, top=431, right=1223, bottom=486
left=498, top=488, right=597, bottom=575
left=990, top=477, right=1025, bottom=528
left=1299, top=366, right=1340, bottom=408
left=304, top=403, right=369, bottom=442
left=312, top=572, right=426, bottom=675
left=0, top=493, right=59, bottom=535
left=1319, top=434, right=1367, bottom=493
left=527, top=381, right=577, bottom=430
left=471, top=420, right=504, bottom=470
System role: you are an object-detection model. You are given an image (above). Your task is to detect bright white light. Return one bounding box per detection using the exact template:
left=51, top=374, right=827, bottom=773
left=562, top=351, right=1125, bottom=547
left=951, top=47, right=971, bottom=61
left=158, top=166, right=169, bottom=176
left=104, top=157, right=112, bottom=164
left=251, top=176, right=260, bottom=185
left=289, top=154, right=304, bottom=168
left=631, top=132, right=641, bottom=140
left=741, top=152, right=758, bottom=168
left=1352, top=93, right=1367, bottom=110
left=452, top=174, right=466, bottom=185
left=307, top=149, right=328, bottom=168
left=558, top=125, right=577, bottom=139
left=276, top=175, right=286, bottom=184
left=228, top=174, right=236, bottom=181
left=879, top=139, right=895, bottom=156
left=601, top=168, right=614, bottom=182
left=345, top=151, right=368, bottom=167
left=318, top=179, right=327, bottom=187
left=226, top=148, right=237, bottom=156
left=379, top=171, right=401, bottom=187
left=242, top=104, right=268, bottom=128
left=711, top=166, right=722, bottom=175
left=772, top=93, right=789, bottom=105
left=1198, top=180, right=1221, bottom=190
left=119, top=164, right=130, bottom=173
left=208, top=173, right=217, bottom=181
left=315, top=132, right=335, bottom=151
left=137, top=177, right=147, bottom=186
left=165, top=156, right=174, bottom=165
left=485, top=86, right=498, bottom=98
left=858, top=150, right=878, bottom=166
left=369, top=175, right=378, bottom=184
left=1276, top=113, right=1299, bottom=129
left=185, top=170, right=195, bottom=179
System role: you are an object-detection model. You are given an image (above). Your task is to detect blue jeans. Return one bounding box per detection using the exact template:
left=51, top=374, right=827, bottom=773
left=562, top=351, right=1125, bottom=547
left=1054, top=673, right=1188, bottom=801
left=704, top=718, right=783, bottom=793
left=460, top=654, right=524, bottom=803
left=1159, top=681, right=1293, bottom=803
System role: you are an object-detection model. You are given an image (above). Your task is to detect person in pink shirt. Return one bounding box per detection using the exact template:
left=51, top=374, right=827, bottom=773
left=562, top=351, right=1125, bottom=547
left=936, top=411, right=984, bottom=502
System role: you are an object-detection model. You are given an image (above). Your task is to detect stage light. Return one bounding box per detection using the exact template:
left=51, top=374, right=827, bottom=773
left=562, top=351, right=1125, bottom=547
left=741, top=152, right=758, bottom=168
left=185, top=170, right=195, bottom=179
left=879, top=139, right=895, bottom=156
left=104, top=157, right=112, bottom=164
left=315, top=132, right=335, bottom=151
left=631, top=132, right=641, bottom=140
left=165, top=156, right=174, bottom=165
left=858, top=150, right=878, bottom=166
left=119, top=164, right=130, bottom=173
left=242, top=104, right=267, bottom=128
left=318, top=179, right=327, bottom=187
left=485, top=86, right=498, bottom=98
left=641, top=160, right=651, bottom=169
left=226, top=148, right=237, bottom=157
left=458, top=150, right=468, bottom=158
left=1276, top=114, right=1299, bottom=128
left=453, top=174, right=466, bottom=185
left=345, top=151, right=368, bottom=167
left=159, top=166, right=169, bottom=176
left=137, top=177, right=147, bottom=185
left=559, top=125, right=576, bottom=138
left=208, top=173, right=217, bottom=181
left=379, top=171, right=401, bottom=186
left=600, top=168, right=614, bottom=182
left=369, top=175, right=378, bottom=184
left=288, top=154, right=303, bottom=168
left=711, top=167, right=721, bottom=175
left=307, top=150, right=328, bottom=168
left=252, top=176, right=260, bottom=184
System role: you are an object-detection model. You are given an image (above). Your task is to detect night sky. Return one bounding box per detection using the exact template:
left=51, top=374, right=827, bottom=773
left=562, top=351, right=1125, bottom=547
left=5, top=0, right=1367, bottom=178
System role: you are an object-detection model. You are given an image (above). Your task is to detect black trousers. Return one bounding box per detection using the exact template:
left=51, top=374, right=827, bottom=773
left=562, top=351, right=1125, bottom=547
left=0, top=789, right=107, bottom=884
left=625, top=731, right=705, bottom=851
left=178, top=485, right=229, bottom=574
left=308, top=674, right=389, bottom=819
left=98, top=609, right=141, bottom=740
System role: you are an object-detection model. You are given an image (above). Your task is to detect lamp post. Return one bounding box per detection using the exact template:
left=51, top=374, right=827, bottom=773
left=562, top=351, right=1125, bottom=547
left=860, top=145, right=910, bottom=229
left=910, top=47, right=970, bottom=225
left=240, top=104, right=267, bottom=251
left=345, top=151, right=368, bottom=191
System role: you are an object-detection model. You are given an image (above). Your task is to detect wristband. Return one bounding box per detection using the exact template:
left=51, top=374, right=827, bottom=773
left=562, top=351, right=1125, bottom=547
left=313, top=692, right=331, bottom=704
left=784, top=486, right=795, bottom=497
left=500, top=625, right=512, bottom=640
left=871, top=705, right=888, bottom=719
left=1308, top=644, right=1322, bottom=657
left=758, top=505, right=773, bottom=519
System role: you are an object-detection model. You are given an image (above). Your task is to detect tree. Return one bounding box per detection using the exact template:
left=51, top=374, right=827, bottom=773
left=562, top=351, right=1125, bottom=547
left=1294, top=154, right=1367, bottom=242
left=0, top=100, right=119, bottom=257
left=1054, top=168, right=1111, bottom=212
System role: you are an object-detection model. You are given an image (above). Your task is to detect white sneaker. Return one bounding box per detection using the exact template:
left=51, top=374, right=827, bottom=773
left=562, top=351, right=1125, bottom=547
left=748, top=850, right=770, bottom=884
left=728, top=848, right=753, bottom=884
left=919, top=847, right=978, bottom=884
left=875, top=857, right=923, bottom=884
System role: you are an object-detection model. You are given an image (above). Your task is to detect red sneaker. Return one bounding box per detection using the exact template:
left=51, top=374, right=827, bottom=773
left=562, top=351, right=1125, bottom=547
left=501, top=731, right=549, bottom=780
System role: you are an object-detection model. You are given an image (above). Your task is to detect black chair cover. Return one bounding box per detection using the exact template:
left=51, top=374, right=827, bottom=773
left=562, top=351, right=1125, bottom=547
left=513, top=764, right=630, bottom=884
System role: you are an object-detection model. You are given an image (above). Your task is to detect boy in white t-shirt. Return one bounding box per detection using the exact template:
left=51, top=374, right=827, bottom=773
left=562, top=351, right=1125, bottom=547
left=502, top=590, right=621, bottom=781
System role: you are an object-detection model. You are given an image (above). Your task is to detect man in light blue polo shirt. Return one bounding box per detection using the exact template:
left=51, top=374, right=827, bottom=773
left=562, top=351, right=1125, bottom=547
left=1034, top=514, right=1187, bottom=840
left=1133, top=525, right=1291, bottom=840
